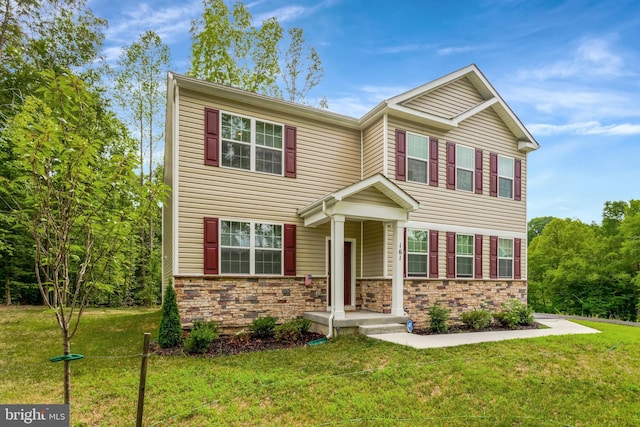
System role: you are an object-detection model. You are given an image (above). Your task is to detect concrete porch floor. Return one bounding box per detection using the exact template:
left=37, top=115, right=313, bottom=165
left=303, top=310, right=409, bottom=335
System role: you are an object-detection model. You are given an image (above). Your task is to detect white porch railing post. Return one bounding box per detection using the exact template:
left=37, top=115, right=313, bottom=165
left=332, top=215, right=346, bottom=320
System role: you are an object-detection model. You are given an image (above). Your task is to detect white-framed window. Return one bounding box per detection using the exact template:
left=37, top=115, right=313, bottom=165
left=220, top=220, right=282, bottom=275
left=407, top=132, right=429, bottom=184
left=221, top=112, right=283, bottom=175
left=498, top=155, right=514, bottom=198
left=407, top=229, right=428, bottom=276
left=456, top=145, right=474, bottom=192
left=498, top=238, right=513, bottom=278
left=456, top=234, right=474, bottom=278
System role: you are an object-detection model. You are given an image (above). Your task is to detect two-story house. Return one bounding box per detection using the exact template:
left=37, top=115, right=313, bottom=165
left=162, top=64, right=539, bottom=333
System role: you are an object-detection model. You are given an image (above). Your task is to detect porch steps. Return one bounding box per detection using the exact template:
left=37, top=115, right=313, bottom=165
left=359, top=323, right=407, bottom=335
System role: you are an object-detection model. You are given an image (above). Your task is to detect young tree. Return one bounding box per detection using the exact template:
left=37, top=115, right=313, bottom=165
left=189, top=0, right=283, bottom=96
left=282, top=27, right=323, bottom=103
left=4, top=69, right=147, bottom=403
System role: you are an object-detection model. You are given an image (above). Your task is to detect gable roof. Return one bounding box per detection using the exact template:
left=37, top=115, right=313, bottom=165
left=360, top=64, right=539, bottom=152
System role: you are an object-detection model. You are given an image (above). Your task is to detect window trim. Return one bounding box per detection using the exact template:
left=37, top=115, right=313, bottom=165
left=498, top=237, right=514, bottom=279
left=456, top=144, right=475, bottom=192
left=455, top=233, right=474, bottom=278
left=219, top=219, right=284, bottom=276
left=406, top=228, right=429, bottom=277
left=406, top=131, right=430, bottom=184
left=497, top=154, right=514, bottom=199
left=220, top=110, right=285, bottom=176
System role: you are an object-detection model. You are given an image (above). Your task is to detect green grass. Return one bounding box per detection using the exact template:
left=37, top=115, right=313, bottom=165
left=1, top=307, right=640, bottom=426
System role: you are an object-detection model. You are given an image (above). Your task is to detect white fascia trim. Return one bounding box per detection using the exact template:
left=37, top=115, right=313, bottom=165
left=452, top=98, right=498, bottom=124
left=172, top=79, right=180, bottom=277
left=406, top=221, right=527, bottom=240
left=387, top=104, right=455, bottom=129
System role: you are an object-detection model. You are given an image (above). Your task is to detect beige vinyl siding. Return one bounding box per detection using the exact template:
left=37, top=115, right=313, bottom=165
left=387, top=109, right=527, bottom=233
left=362, top=221, right=384, bottom=277
left=176, top=89, right=361, bottom=275
left=362, top=119, right=385, bottom=177
left=403, top=77, right=486, bottom=119
left=344, top=187, right=397, bottom=207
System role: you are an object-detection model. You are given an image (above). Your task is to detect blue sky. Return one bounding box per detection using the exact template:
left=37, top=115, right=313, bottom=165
left=89, top=0, right=640, bottom=224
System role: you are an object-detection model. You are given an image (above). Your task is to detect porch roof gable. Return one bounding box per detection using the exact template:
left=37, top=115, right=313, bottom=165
left=297, top=174, right=420, bottom=227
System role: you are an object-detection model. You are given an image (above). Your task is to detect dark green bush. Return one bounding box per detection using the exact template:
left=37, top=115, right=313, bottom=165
left=274, top=318, right=312, bottom=342
left=158, top=285, right=182, bottom=348
left=428, top=304, right=450, bottom=333
left=494, top=300, right=534, bottom=328
left=249, top=316, right=276, bottom=338
left=184, top=321, right=218, bottom=354
left=461, top=308, right=493, bottom=330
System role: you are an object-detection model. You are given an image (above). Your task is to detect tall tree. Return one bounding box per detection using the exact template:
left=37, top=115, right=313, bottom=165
left=282, top=27, right=323, bottom=103
left=189, top=0, right=283, bottom=96
left=4, top=69, right=147, bottom=403
left=527, top=216, right=555, bottom=245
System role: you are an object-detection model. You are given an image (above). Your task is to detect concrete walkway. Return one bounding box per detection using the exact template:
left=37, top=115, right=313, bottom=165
left=367, top=316, right=601, bottom=349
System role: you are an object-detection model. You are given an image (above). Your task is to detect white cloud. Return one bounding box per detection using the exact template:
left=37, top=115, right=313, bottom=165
left=515, top=36, right=626, bottom=81
left=528, top=121, right=640, bottom=136
left=436, top=45, right=474, bottom=55
left=253, top=0, right=338, bottom=24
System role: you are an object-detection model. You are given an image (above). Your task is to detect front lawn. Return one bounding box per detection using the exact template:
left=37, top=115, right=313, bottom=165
left=1, top=306, right=639, bottom=426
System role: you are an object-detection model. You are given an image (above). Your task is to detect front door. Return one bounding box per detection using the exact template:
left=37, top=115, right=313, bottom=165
left=327, top=241, right=352, bottom=306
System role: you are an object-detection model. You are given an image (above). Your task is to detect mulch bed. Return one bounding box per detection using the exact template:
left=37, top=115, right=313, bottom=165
left=413, top=322, right=544, bottom=335
left=151, top=331, right=326, bottom=357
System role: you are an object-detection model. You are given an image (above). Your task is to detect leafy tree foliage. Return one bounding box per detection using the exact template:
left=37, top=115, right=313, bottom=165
left=282, top=27, right=323, bottom=103
left=528, top=201, right=640, bottom=321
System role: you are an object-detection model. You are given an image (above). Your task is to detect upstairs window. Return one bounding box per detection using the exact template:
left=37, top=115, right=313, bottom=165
left=407, top=229, right=428, bottom=276
left=221, top=112, right=283, bottom=175
left=456, top=145, right=474, bottom=192
left=498, top=155, right=514, bottom=198
left=456, top=234, right=474, bottom=278
left=498, top=238, right=513, bottom=278
left=406, top=132, right=429, bottom=184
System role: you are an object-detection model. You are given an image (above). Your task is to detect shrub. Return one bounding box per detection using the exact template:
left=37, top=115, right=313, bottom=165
left=229, top=329, right=250, bottom=345
left=461, top=308, right=492, bottom=330
left=249, top=316, right=276, bottom=338
left=494, top=300, right=534, bottom=329
left=274, top=318, right=312, bottom=342
left=428, top=304, right=450, bottom=333
left=158, top=285, right=182, bottom=348
left=184, top=321, right=218, bottom=354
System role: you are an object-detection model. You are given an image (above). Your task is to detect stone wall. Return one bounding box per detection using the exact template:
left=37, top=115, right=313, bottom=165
left=174, top=276, right=327, bottom=328
left=358, top=278, right=527, bottom=329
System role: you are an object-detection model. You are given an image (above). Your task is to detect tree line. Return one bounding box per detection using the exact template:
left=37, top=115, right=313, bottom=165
left=528, top=200, right=640, bottom=321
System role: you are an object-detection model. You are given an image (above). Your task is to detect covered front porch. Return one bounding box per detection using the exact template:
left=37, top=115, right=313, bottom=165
left=297, top=174, right=419, bottom=335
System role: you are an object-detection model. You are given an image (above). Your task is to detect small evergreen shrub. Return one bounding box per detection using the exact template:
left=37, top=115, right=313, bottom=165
left=494, top=300, right=534, bottom=328
left=461, top=308, right=493, bottom=330
left=158, top=285, right=182, bottom=348
left=274, top=318, right=312, bottom=342
left=184, top=321, right=218, bottom=354
left=249, top=316, right=276, bottom=338
left=428, top=304, right=450, bottom=333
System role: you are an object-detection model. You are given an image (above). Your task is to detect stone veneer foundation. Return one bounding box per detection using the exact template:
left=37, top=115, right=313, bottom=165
left=175, top=276, right=526, bottom=331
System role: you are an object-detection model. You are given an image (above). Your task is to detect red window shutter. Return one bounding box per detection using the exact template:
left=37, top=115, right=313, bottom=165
left=403, top=228, right=407, bottom=277
left=474, top=234, right=483, bottom=279
left=429, top=230, right=439, bottom=278
left=203, top=217, right=219, bottom=275
left=204, top=108, right=219, bottom=166
left=446, top=142, right=456, bottom=190
left=429, top=137, right=439, bottom=186
left=514, top=238, right=522, bottom=279
left=514, top=159, right=522, bottom=201
left=489, top=153, right=498, bottom=197
left=395, top=129, right=406, bottom=181
left=284, top=125, right=297, bottom=178
left=446, top=232, right=455, bottom=278
left=283, top=224, right=296, bottom=276
left=475, top=149, right=483, bottom=194
left=489, top=236, right=498, bottom=279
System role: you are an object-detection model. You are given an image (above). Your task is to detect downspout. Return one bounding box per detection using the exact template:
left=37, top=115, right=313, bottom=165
left=323, top=200, right=335, bottom=339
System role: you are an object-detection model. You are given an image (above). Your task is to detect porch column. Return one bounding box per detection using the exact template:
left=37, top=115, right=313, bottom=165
left=391, top=220, right=406, bottom=316
left=331, top=215, right=346, bottom=320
